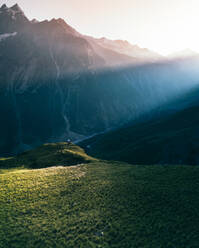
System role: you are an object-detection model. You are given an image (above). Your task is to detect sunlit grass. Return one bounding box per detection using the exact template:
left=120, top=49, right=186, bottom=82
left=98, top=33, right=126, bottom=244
left=0, top=142, right=95, bottom=169
left=1, top=159, right=199, bottom=247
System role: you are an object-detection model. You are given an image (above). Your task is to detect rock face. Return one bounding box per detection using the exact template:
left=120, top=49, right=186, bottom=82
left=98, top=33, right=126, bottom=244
left=0, top=4, right=199, bottom=156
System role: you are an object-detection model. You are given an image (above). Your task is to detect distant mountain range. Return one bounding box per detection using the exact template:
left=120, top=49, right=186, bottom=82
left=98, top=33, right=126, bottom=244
left=1, top=3, right=199, bottom=157
left=85, top=36, right=163, bottom=62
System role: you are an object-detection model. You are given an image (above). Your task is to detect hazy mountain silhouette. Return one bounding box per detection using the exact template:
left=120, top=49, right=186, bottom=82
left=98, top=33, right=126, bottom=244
left=0, top=3, right=199, bottom=156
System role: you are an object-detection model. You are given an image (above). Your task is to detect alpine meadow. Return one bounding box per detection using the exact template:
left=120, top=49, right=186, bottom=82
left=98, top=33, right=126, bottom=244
left=1, top=1, right=199, bottom=247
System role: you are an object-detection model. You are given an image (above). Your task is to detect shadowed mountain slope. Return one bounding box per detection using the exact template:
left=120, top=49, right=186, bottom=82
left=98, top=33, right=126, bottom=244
left=80, top=87, right=199, bottom=165
left=1, top=3, right=199, bottom=156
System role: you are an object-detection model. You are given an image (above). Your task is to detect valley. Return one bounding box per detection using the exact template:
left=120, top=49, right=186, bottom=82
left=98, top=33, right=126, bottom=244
left=1, top=2, right=199, bottom=247
left=1, top=4, right=199, bottom=156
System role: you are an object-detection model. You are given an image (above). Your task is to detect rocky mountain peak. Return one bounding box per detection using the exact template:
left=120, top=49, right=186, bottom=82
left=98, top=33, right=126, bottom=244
left=48, top=17, right=80, bottom=37
left=0, top=3, right=26, bottom=18
left=0, top=3, right=29, bottom=34
left=10, top=3, right=24, bottom=14
left=0, top=4, right=8, bottom=10
left=31, top=18, right=39, bottom=24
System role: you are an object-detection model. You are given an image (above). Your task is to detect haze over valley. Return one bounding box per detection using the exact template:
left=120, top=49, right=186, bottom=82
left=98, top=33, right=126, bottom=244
left=1, top=2, right=199, bottom=247
left=1, top=3, right=199, bottom=158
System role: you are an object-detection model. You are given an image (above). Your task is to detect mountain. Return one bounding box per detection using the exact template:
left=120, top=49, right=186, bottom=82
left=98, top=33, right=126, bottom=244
left=0, top=3, right=29, bottom=33
left=80, top=86, right=199, bottom=165
left=1, top=3, right=199, bottom=156
left=2, top=5, right=199, bottom=246
left=86, top=36, right=163, bottom=62
left=168, top=49, right=199, bottom=59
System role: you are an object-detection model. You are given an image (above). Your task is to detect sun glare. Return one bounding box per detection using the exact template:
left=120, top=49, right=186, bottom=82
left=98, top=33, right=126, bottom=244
left=3, top=0, right=199, bottom=55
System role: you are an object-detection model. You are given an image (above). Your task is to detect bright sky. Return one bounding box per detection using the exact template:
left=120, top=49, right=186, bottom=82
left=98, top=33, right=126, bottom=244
left=2, top=0, right=199, bottom=55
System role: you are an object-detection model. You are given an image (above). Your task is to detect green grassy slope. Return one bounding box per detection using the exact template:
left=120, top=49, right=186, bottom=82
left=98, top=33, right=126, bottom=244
left=0, top=142, right=94, bottom=169
left=80, top=105, right=199, bottom=165
left=1, top=161, right=199, bottom=247
left=1, top=143, right=199, bottom=247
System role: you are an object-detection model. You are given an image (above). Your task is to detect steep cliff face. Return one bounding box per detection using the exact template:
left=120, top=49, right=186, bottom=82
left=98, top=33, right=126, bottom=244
left=0, top=4, right=199, bottom=156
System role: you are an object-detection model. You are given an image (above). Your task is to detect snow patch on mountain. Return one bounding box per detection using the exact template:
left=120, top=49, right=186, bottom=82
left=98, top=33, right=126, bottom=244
left=0, top=32, right=17, bottom=41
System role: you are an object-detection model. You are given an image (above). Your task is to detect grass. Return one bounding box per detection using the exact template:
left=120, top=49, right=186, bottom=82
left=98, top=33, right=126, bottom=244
left=0, top=142, right=94, bottom=169
left=1, top=150, right=199, bottom=247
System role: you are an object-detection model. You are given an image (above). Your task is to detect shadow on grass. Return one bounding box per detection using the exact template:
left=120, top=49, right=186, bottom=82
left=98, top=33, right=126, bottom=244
left=1, top=161, right=199, bottom=247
